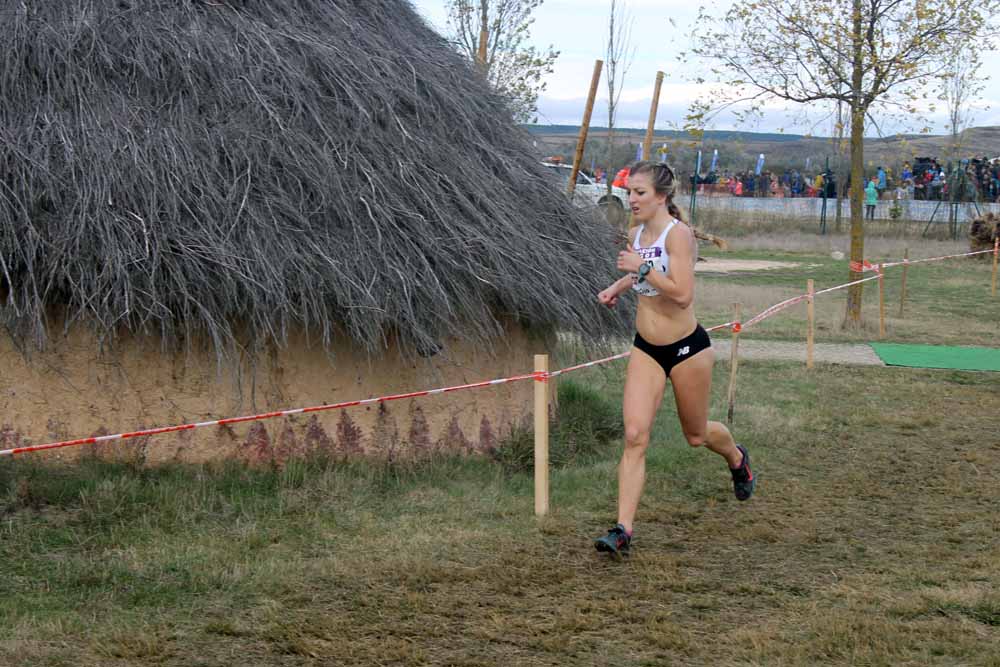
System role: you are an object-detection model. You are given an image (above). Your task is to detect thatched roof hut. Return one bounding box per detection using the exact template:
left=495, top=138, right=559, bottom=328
left=0, top=0, right=625, bottom=463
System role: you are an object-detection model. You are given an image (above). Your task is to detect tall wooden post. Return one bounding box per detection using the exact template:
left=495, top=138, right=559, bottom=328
left=898, top=248, right=909, bottom=316
left=642, top=71, right=665, bottom=161
left=534, top=355, right=550, bottom=517
left=477, top=8, right=488, bottom=66
left=878, top=264, right=886, bottom=339
left=568, top=60, right=604, bottom=197
left=726, top=305, right=742, bottom=425
left=806, top=279, right=815, bottom=370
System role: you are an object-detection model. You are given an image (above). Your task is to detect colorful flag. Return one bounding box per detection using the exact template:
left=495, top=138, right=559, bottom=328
left=635, top=143, right=643, bottom=162
left=660, top=143, right=668, bottom=163
left=709, top=149, right=719, bottom=172
left=755, top=153, right=765, bottom=175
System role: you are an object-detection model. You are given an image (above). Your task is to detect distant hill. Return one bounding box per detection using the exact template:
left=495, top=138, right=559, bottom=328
left=526, top=124, right=808, bottom=143
left=525, top=124, right=1000, bottom=176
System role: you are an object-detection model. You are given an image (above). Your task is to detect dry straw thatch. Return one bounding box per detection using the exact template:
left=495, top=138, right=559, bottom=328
left=0, top=0, right=626, bottom=359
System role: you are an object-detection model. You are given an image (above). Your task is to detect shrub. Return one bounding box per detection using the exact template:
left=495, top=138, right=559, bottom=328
left=492, top=379, right=623, bottom=474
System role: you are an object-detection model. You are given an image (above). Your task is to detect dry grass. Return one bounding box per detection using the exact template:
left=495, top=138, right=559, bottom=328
left=2, top=361, right=999, bottom=666
left=696, top=281, right=803, bottom=323
left=694, top=207, right=968, bottom=256
left=725, top=231, right=967, bottom=258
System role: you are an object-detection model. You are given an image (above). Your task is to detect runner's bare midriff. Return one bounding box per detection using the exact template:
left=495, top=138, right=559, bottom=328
left=634, top=295, right=698, bottom=346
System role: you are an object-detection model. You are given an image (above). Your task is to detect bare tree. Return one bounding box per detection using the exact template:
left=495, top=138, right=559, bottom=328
left=447, top=0, right=559, bottom=122
left=694, top=0, right=997, bottom=325
left=941, top=42, right=987, bottom=160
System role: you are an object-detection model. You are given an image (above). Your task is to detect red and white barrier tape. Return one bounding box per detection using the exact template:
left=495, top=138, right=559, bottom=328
left=743, top=294, right=811, bottom=329
left=849, top=259, right=880, bottom=273
left=814, top=273, right=882, bottom=297
left=547, top=351, right=631, bottom=379
left=882, top=248, right=994, bottom=268
left=853, top=248, right=994, bottom=272
left=706, top=321, right=739, bottom=333
left=546, top=320, right=742, bottom=379
left=4, top=246, right=993, bottom=458
left=0, top=372, right=544, bottom=457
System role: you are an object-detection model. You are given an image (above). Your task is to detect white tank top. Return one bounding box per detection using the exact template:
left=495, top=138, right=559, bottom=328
left=631, top=220, right=677, bottom=297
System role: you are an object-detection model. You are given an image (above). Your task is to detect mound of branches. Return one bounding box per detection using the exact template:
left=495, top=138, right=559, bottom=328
left=969, top=213, right=999, bottom=256
left=0, top=0, right=628, bottom=359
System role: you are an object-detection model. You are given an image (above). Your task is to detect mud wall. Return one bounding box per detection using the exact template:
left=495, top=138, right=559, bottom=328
left=0, top=324, right=544, bottom=465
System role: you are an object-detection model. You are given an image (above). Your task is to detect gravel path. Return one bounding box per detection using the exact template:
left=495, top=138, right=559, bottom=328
left=711, top=339, right=885, bottom=366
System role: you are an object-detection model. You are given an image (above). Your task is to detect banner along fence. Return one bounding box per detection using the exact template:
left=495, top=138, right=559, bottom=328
left=689, top=194, right=999, bottom=224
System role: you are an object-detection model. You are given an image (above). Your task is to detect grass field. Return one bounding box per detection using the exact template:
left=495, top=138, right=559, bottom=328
left=694, top=220, right=998, bottom=347
left=3, top=363, right=998, bottom=666
left=2, top=221, right=998, bottom=666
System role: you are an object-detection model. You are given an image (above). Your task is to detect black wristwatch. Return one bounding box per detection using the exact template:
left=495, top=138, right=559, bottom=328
left=637, top=263, right=652, bottom=282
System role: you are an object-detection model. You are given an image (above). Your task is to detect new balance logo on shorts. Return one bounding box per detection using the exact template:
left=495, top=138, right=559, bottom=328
left=677, top=346, right=690, bottom=357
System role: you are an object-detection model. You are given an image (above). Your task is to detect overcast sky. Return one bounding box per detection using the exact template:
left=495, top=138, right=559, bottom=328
left=408, top=0, right=1000, bottom=137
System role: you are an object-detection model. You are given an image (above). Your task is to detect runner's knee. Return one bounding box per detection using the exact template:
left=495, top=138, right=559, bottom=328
left=624, top=424, right=651, bottom=450
left=684, top=430, right=707, bottom=447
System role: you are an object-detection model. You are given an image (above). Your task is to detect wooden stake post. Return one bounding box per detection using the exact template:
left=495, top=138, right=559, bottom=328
left=643, top=71, right=665, bottom=161
left=806, top=279, right=815, bottom=369
left=899, top=248, right=909, bottom=316
left=726, top=304, right=741, bottom=425
left=992, top=238, right=998, bottom=297
left=534, top=355, right=550, bottom=517
left=567, top=60, right=603, bottom=197
left=878, top=263, right=886, bottom=339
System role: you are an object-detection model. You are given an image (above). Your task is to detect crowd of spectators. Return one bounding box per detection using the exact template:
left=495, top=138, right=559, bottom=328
left=690, top=169, right=837, bottom=199
left=685, top=156, right=1000, bottom=203
left=589, top=155, right=1000, bottom=205
left=900, top=157, right=1000, bottom=202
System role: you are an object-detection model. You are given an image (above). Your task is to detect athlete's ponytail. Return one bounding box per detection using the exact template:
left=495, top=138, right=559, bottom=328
left=666, top=201, right=685, bottom=224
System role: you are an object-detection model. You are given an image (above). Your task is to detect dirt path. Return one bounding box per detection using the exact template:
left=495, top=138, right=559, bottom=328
left=694, top=258, right=802, bottom=273
left=712, top=339, right=885, bottom=365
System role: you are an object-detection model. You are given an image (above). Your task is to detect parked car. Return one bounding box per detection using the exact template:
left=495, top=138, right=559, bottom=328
left=541, top=162, right=628, bottom=214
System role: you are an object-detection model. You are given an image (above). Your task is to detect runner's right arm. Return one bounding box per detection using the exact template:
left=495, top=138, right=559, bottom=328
left=598, top=227, right=639, bottom=307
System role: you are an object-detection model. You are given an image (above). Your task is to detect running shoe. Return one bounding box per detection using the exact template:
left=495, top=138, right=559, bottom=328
left=731, top=444, right=756, bottom=501
left=594, top=523, right=631, bottom=556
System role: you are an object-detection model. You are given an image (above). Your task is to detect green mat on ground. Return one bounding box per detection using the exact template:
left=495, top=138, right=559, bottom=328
left=870, top=343, right=1000, bottom=371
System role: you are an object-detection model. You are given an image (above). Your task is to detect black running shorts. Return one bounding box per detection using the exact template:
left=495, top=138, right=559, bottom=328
left=633, top=324, right=712, bottom=377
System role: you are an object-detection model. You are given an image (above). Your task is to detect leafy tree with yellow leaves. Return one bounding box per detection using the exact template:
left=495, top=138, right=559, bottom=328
left=692, top=0, right=996, bottom=324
